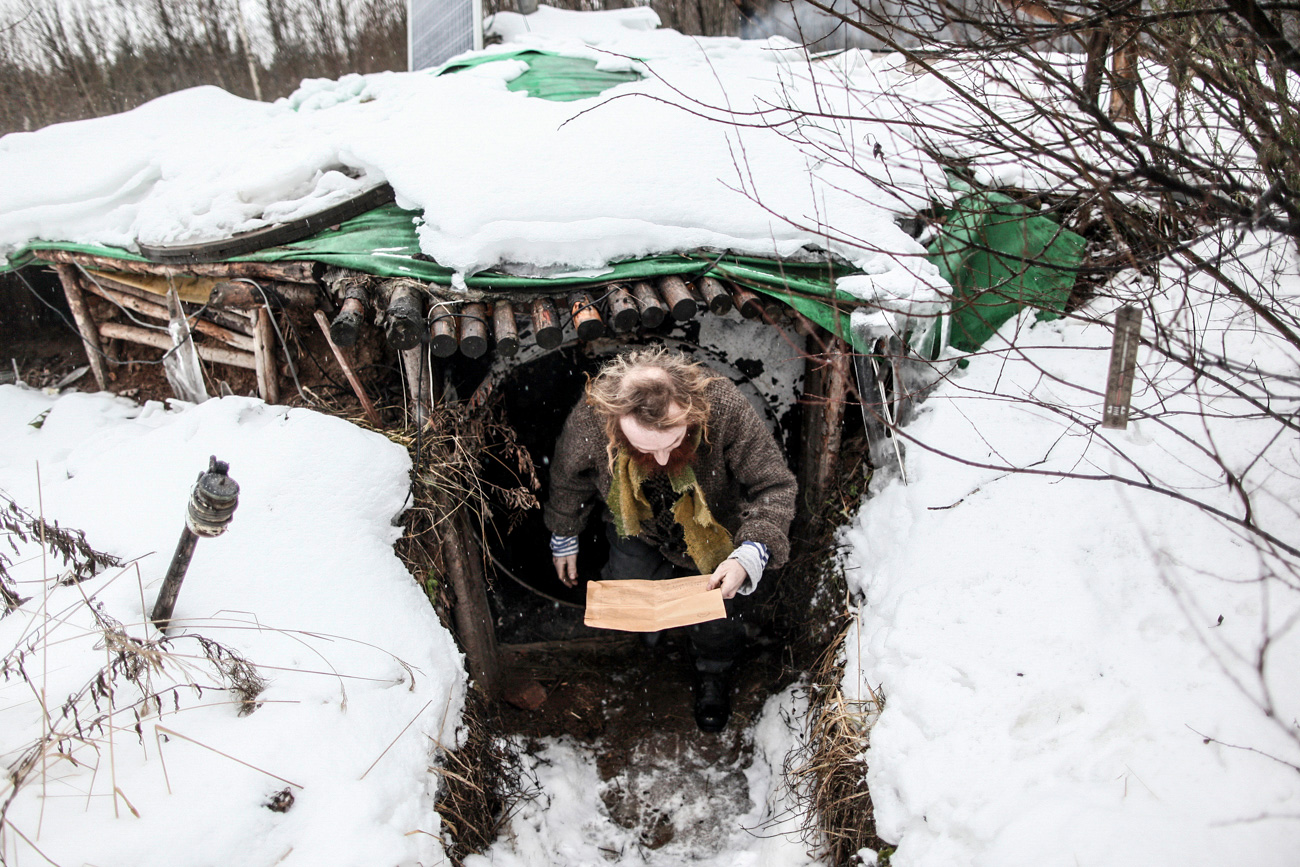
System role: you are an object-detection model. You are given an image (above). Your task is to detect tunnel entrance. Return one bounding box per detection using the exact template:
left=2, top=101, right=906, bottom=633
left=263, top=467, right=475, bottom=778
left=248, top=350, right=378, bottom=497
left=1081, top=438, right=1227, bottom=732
left=453, top=318, right=808, bottom=647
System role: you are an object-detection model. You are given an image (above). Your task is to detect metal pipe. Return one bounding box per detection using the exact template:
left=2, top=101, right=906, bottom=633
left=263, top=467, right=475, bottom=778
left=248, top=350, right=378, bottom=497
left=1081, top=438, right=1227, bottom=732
left=150, top=457, right=240, bottom=632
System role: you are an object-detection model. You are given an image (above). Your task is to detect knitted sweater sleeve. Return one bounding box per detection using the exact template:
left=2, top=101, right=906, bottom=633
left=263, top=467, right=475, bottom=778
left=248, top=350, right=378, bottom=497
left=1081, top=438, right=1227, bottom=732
left=543, top=400, right=605, bottom=537
left=714, top=382, right=798, bottom=569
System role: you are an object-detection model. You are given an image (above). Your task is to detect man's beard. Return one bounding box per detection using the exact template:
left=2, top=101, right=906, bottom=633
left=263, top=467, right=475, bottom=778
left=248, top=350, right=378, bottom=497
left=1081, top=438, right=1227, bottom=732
left=622, top=430, right=698, bottom=475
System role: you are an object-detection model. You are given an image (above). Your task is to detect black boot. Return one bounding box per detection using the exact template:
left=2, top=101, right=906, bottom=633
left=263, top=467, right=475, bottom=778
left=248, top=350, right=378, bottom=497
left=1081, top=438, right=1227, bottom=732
left=693, top=671, right=731, bottom=733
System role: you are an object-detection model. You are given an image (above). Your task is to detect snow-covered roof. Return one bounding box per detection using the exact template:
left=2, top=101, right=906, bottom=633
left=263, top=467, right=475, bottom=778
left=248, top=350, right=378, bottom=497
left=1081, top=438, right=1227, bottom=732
left=0, top=5, right=949, bottom=311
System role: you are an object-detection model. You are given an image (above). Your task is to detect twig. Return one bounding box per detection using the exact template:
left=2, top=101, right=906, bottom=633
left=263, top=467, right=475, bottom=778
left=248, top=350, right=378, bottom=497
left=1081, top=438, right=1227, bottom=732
left=154, top=725, right=303, bottom=790
left=361, top=699, right=434, bottom=780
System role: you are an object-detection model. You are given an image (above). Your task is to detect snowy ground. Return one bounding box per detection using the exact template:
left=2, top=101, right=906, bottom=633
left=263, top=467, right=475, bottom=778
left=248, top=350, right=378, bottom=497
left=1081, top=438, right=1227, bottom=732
left=0, top=391, right=465, bottom=866
left=841, top=236, right=1300, bottom=866
left=2, top=5, right=1299, bottom=866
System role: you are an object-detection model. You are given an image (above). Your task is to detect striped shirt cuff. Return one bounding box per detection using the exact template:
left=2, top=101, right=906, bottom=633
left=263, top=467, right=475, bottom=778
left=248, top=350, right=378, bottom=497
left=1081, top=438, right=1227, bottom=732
left=550, top=534, right=579, bottom=557
left=726, top=540, right=769, bottom=592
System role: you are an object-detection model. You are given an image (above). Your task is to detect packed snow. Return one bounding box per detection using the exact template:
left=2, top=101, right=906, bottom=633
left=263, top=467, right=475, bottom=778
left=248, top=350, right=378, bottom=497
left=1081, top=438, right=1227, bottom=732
left=0, top=392, right=466, bottom=866
left=841, top=234, right=1300, bottom=866
left=0, top=4, right=945, bottom=292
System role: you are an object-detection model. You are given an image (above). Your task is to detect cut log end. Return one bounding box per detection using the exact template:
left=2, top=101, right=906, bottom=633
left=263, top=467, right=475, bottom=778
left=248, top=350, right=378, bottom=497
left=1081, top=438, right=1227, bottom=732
left=570, top=292, right=605, bottom=341
left=330, top=301, right=365, bottom=348
left=531, top=298, right=563, bottom=351
left=430, top=312, right=459, bottom=359
left=493, top=301, right=520, bottom=357
left=656, top=276, right=697, bottom=321
left=697, top=277, right=734, bottom=316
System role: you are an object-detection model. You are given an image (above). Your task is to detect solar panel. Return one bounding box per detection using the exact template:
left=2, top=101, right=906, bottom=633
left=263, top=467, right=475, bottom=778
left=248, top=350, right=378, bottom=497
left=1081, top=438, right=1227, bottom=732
left=408, top=0, right=483, bottom=71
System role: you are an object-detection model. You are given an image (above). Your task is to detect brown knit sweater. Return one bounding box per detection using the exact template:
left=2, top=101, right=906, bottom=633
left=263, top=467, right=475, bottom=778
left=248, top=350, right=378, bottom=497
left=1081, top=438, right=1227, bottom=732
left=544, top=377, right=798, bottom=573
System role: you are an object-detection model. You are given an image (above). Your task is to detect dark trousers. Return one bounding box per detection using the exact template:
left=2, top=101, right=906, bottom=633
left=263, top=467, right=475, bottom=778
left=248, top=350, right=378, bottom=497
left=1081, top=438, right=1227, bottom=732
left=600, top=522, right=746, bottom=673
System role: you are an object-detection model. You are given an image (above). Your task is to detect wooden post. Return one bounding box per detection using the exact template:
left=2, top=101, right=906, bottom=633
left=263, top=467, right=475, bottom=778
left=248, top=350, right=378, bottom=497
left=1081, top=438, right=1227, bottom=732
left=430, top=307, right=460, bottom=358
left=695, top=277, right=734, bottom=315
left=53, top=264, right=109, bottom=390
left=631, top=281, right=667, bottom=328
left=440, top=510, right=501, bottom=696
left=568, top=290, right=605, bottom=341
left=492, top=301, right=520, bottom=357
left=729, top=283, right=764, bottom=320
left=797, top=330, right=851, bottom=518
left=402, top=344, right=433, bottom=428
left=314, top=310, right=382, bottom=427
left=607, top=284, right=640, bottom=332
left=255, top=307, right=280, bottom=404
left=656, top=276, right=697, bottom=320
left=381, top=279, right=426, bottom=351
left=530, top=297, right=563, bottom=350
left=460, top=303, right=489, bottom=359
left=97, top=322, right=257, bottom=369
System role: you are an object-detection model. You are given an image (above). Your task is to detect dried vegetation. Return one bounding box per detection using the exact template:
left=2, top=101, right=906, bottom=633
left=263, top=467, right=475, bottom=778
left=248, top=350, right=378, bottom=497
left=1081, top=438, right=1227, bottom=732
left=783, top=621, right=887, bottom=865
left=432, top=692, right=539, bottom=867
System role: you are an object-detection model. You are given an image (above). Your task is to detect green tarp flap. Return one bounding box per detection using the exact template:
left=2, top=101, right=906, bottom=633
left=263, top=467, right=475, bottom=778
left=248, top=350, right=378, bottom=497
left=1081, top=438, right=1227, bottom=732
left=5, top=180, right=1085, bottom=358
left=5, top=203, right=864, bottom=344
left=927, top=189, right=1086, bottom=353
left=437, top=50, right=641, bottom=102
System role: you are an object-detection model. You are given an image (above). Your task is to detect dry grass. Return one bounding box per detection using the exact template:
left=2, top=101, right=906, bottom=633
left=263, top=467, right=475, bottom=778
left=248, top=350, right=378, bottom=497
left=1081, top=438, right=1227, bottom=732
left=390, top=402, right=539, bottom=611
left=0, top=570, right=273, bottom=840
left=432, top=691, right=537, bottom=866
left=783, top=622, right=887, bottom=866
left=1, top=488, right=124, bottom=612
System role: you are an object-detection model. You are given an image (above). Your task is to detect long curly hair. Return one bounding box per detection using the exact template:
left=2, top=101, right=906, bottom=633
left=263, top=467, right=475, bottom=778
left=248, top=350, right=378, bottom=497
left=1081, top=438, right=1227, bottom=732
left=585, top=346, right=720, bottom=468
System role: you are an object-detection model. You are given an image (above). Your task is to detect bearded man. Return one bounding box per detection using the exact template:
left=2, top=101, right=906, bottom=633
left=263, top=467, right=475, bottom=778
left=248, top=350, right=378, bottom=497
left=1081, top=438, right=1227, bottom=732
left=544, top=346, right=797, bottom=732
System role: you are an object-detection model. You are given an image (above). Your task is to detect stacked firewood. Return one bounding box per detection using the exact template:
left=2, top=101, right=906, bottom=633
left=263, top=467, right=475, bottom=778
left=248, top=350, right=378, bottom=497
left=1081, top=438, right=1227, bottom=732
left=40, top=250, right=785, bottom=411
left=323, top=271, right=776, bottom=359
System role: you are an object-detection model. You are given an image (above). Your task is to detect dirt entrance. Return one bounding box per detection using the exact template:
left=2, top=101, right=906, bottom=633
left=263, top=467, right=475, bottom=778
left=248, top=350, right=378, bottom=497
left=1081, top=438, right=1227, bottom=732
left=498, top=630, right=798, bottom=854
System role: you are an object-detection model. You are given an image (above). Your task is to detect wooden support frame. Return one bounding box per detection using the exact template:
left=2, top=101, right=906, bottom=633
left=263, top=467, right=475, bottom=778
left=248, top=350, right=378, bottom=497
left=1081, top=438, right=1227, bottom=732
left=797, top=325, right=852, bottom=518
left=52, top=264, right=110, bottom=390
left=253, top=307, right=281, bottom=404
left=440, top=510, right=502, bottom=697
left=97, top=322, right=256, bottom=369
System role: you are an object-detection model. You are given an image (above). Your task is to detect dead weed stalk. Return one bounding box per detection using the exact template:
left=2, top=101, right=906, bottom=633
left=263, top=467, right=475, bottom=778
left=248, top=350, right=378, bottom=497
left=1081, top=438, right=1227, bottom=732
left=1, top=560, right=271, bottom=843
left=390, top=401, right=539, bottom=612
left=1, top=488, right=123, bottom=613
left=783, top=622, right=887, bottom=866
left=432, top=691, right=538, bottom=866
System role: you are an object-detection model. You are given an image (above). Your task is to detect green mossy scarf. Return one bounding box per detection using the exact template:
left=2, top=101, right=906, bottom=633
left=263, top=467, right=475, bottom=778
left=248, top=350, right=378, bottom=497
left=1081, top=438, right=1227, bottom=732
left=606, top=434, right=733, bottom=574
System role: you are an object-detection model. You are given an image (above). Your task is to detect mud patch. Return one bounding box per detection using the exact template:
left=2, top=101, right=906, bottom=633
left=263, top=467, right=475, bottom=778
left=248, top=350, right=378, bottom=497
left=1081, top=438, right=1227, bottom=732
left=499, top=630, right=795, bottom=857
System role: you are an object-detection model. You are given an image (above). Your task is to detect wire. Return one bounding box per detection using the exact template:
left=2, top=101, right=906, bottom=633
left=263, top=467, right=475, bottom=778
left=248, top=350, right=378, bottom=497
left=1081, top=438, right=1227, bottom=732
left=232, top=278, right=310, bottom=404
left=13, top=267, right=170, bottom=366
left=74, top=265, right=170, bottom=333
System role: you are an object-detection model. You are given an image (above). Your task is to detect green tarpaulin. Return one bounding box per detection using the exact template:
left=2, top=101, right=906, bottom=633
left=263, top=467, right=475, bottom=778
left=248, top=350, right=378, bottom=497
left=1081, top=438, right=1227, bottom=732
left=437, top=50, right=642, bottom=102
left=4, top=203, right=866, bottom=347
left=927, top=189, right=1087, bottom=353
left=2, top=44, right=1087, bottom=355
left=6, top=192, right=1086, bottom=355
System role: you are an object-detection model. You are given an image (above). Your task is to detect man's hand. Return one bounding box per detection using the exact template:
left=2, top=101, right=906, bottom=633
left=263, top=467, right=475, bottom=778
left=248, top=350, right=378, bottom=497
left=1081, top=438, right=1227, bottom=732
left=554, top=554, right=578, bottom=587
left=708, top=559, right=748, bottom=599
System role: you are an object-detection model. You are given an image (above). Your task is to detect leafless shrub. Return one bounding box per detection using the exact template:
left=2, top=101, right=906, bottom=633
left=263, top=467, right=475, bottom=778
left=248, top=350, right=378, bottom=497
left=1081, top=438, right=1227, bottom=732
left=0, top=0, right=406, bottom=135
left=393, top=401, right=540, bottom=608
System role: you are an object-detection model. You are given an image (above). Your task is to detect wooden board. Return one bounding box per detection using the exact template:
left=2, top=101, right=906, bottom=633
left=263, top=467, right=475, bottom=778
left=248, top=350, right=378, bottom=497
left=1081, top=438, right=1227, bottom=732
left=136, top=183, right=395, bottom=264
